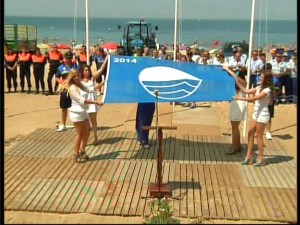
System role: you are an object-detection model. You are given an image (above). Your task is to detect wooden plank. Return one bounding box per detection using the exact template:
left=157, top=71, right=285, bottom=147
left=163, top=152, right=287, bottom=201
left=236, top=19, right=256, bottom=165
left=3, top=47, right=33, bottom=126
left=5, top=157, right=52, bottom=206
left=128, top=161, right=148, bottom=216
left=183, top=135, right=190, bottom=163
left=76, top=160, right=110, bottom=213
left=103, top=160, right=127, bottom=214
left=270, top=187, right=295, bottom=222
left=90, top=160, right=120, bottom=214
left=191, top=135, right=199, bottom=164
left=169, top=134, right=176, bottom=162
left=276, top=188, right=297, bottom=222
left=197, top=164, right=209, bottom=219
left=239, top=186, right=257, bottom=220
left=135, top=161, right=153, bottom=216
left=172, top=163, right=180, bottom=217
left=113, top=161, right=136, bottom=215
left=285, top=188, right=297, bottom=210
left=212, top=185, right=225, bottom=219
left=219, top=185, right=233, bottom=219
left=97, top=160, right=128, bottom=214
left=191, top=164, right=202, bottom=218
left=68, top=160, right=100, bottom=213
left=202, top=136, right=212, bottom=164
left=121, top=161, right=141, bottom=215
left=210, top=136, right=223, bottom=164
left=250, top=187, right=270, bottom=220
left=15, top=158, right=67, bottom=211
left=225, top=186, right=240, bottom=220
left=257, top=187, right=277, bottom=220
left=43, top=159, right=96, bottom=212
left=179, top=163, right=187, bottom=217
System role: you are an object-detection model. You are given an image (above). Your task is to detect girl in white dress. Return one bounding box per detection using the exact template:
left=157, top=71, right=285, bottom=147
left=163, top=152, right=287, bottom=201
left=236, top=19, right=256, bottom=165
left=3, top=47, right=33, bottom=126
left=223, top=66, right=247, bottom=155
left=233, top=63, right=274, bottom=166
left=79, top=59, right=108, bottom=145
left=66, top=69, right=102, bottom=163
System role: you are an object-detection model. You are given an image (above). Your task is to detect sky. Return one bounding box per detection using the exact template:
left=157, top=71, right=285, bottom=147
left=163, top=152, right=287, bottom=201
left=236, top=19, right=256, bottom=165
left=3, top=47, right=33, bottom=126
left=4, top=0, right=297, bottom=20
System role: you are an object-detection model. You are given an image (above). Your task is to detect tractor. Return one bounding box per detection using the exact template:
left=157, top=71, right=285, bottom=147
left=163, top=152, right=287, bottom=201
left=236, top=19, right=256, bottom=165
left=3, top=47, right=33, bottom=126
left=118, top=19, right=158, bottom=56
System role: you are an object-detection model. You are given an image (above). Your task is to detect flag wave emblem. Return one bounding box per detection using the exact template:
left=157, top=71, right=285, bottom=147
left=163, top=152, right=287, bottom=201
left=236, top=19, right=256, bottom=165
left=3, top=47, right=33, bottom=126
left=139, top=66, right=202, bottom=100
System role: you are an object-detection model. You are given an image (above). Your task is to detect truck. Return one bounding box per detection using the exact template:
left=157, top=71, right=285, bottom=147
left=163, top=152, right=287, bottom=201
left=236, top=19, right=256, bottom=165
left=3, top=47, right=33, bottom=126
left=4, top=24, right=38, bottom=53
left=118, top=20, right=158, bottom=55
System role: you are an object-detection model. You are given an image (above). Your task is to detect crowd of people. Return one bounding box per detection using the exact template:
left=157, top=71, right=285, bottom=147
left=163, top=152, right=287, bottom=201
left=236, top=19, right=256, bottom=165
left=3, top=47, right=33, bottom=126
left=4, top=42, right=297, bottom=165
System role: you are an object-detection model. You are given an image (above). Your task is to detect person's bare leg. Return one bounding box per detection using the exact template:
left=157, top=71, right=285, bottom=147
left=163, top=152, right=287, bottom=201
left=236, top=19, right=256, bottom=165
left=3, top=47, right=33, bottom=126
left=88, top=112, right=98, bottom=144
left=80, top=119, right=91, bottom=152
left=74, top=121, right=84, bottom=158
left=255, top=122, right=267, bottom=163
left=231, top=121, right=242, bottom=149
left=62, top=108, right=68, bottom=126
left=245, top=119, right=256, bottom=160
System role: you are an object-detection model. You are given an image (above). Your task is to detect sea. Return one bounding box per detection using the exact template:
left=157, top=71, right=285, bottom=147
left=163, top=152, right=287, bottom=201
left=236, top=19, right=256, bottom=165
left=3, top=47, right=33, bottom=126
left=4, top=16, right=297, bottom=48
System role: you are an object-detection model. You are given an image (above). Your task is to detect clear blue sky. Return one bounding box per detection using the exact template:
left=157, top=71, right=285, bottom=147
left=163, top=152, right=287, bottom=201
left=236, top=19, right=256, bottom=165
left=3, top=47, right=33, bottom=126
left=5, top=0, right=297, bottom=20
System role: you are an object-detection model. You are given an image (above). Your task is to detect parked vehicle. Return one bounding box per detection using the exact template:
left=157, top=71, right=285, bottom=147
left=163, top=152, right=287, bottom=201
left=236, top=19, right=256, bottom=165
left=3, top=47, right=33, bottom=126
left=221, top=41, right=249, bottom=60
left=4, top=24, right=38, bottom=53
left=118, top=19, right=158, bottom=55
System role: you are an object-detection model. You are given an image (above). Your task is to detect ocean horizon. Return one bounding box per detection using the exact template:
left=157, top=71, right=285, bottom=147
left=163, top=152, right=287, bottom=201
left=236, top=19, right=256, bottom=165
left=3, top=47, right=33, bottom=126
left=4, top=16, right=297, bottom=48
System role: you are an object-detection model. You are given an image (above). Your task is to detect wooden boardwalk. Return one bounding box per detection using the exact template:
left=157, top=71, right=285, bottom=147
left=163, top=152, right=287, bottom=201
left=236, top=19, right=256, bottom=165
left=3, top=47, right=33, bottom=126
left=4, top=128, right=297, bottom=223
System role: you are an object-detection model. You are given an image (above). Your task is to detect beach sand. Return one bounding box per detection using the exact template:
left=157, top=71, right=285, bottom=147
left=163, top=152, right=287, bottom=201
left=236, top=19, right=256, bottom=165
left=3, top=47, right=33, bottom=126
left=4, top=60, right=297, bottom=224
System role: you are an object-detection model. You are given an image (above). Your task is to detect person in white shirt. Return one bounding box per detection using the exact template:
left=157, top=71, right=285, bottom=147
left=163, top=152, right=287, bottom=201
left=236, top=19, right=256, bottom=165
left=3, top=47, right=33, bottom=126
left=79, top=61, right=107, bottom=146
left=212, top=52, right=228, bottom=66
left=228, top=52, right=246, bottom=76
left=198, top=50, right=213, bottom=65
left=223, top=66, right=247, bottom=155
left=270, top=53, right=288, bottom=104
left=236, top=47, right=247, bottom=64
left=66, top=69, right=102, bottom=163
left=233, top=63, right=274, bottom=167
left=290, top=53, right=297, bottom=104
left=246, top=50, right=264, bottom=88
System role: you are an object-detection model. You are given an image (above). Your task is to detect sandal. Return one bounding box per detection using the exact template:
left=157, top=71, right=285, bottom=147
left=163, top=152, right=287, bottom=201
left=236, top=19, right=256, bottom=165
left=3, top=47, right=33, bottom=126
left=80, top=151, right=90, bottom=161
left=73, top=154, right=85, bottom=163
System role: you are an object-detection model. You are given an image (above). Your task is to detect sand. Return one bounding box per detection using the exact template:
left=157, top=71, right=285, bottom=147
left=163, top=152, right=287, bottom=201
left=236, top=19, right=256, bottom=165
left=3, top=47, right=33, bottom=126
left=4, top=61, right=297, bottom=224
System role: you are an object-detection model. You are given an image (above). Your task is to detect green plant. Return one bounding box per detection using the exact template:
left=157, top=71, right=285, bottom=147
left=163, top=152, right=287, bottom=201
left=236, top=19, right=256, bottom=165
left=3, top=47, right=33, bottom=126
left=145, top=197, right=180, bottom=224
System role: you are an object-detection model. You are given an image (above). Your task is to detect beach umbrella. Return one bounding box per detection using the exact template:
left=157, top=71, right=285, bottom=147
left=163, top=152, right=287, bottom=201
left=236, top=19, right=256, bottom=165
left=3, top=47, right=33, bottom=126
left=57, top=43, right=71, bottom=49
left=102, top=42, right=118, bottom=50
left=37, top=43, right=50, bottom=54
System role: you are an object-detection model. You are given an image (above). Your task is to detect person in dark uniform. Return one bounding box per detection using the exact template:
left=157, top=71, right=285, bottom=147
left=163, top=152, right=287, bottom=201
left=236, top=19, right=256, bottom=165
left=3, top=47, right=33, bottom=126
left=76, top=45, right=92, bottom=68
left=56, top=51, right=79, bottom=132
left=4, top=47, right=18, bottom=93
left=47, top=43, right=63, bottom=95
left=31, top=47, right=47, bottom=94
left=135, top=102, right=156, bottom=149
left=18, top=46, right=32, bottom=93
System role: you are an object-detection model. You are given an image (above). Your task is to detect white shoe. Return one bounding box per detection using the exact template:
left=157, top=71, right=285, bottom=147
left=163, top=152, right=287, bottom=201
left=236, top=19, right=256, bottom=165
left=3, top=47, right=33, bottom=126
left=57, top=125, right=67, bottom=132
left=266, top=132, right=272, bottom=140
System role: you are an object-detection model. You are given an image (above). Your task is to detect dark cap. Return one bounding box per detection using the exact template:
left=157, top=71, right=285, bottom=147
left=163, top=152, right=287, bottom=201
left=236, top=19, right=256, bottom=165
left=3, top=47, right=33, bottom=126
left=64, top=51, right=73, bottom=59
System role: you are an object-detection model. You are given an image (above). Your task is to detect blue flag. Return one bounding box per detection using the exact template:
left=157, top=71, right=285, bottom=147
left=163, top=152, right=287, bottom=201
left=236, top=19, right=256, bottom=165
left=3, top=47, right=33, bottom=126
left=102, top=56, right=235, bottom=103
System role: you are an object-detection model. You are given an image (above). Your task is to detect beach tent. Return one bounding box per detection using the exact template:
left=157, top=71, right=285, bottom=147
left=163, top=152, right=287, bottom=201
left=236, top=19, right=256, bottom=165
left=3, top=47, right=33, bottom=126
left=102, top=42, right=118, bottom=50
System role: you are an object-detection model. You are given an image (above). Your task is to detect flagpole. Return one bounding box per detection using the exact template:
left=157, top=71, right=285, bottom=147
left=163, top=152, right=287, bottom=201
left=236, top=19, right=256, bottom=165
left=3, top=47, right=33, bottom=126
left=172, top=0, right=178, bottom=107
left=85, top=0, right=90, bottom=66
left=243, top=0, right=256, bottom=136
left=173, top=0, right=178, bottom=61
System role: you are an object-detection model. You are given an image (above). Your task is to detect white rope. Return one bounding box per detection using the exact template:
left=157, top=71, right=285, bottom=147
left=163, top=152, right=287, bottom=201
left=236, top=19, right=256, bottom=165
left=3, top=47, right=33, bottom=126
left=74, top=0, right=77, bottom=43
left=258, top=0, right=263, bottom=48
left=178, top=0, right=182, bottom=47
left=265, top=0, right=268, bottom=47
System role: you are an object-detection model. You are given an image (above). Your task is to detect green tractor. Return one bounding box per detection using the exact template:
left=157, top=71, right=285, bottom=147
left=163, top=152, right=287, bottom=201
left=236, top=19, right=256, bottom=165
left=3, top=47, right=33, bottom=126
left=118, top=19, right=158, bottom=56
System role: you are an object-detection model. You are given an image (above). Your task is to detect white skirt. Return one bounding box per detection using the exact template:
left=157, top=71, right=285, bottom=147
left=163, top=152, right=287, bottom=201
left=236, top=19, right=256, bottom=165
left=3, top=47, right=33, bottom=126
left=229, top=100, right=247, bottom=121
left=69, top=111, right=89, bottom=123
